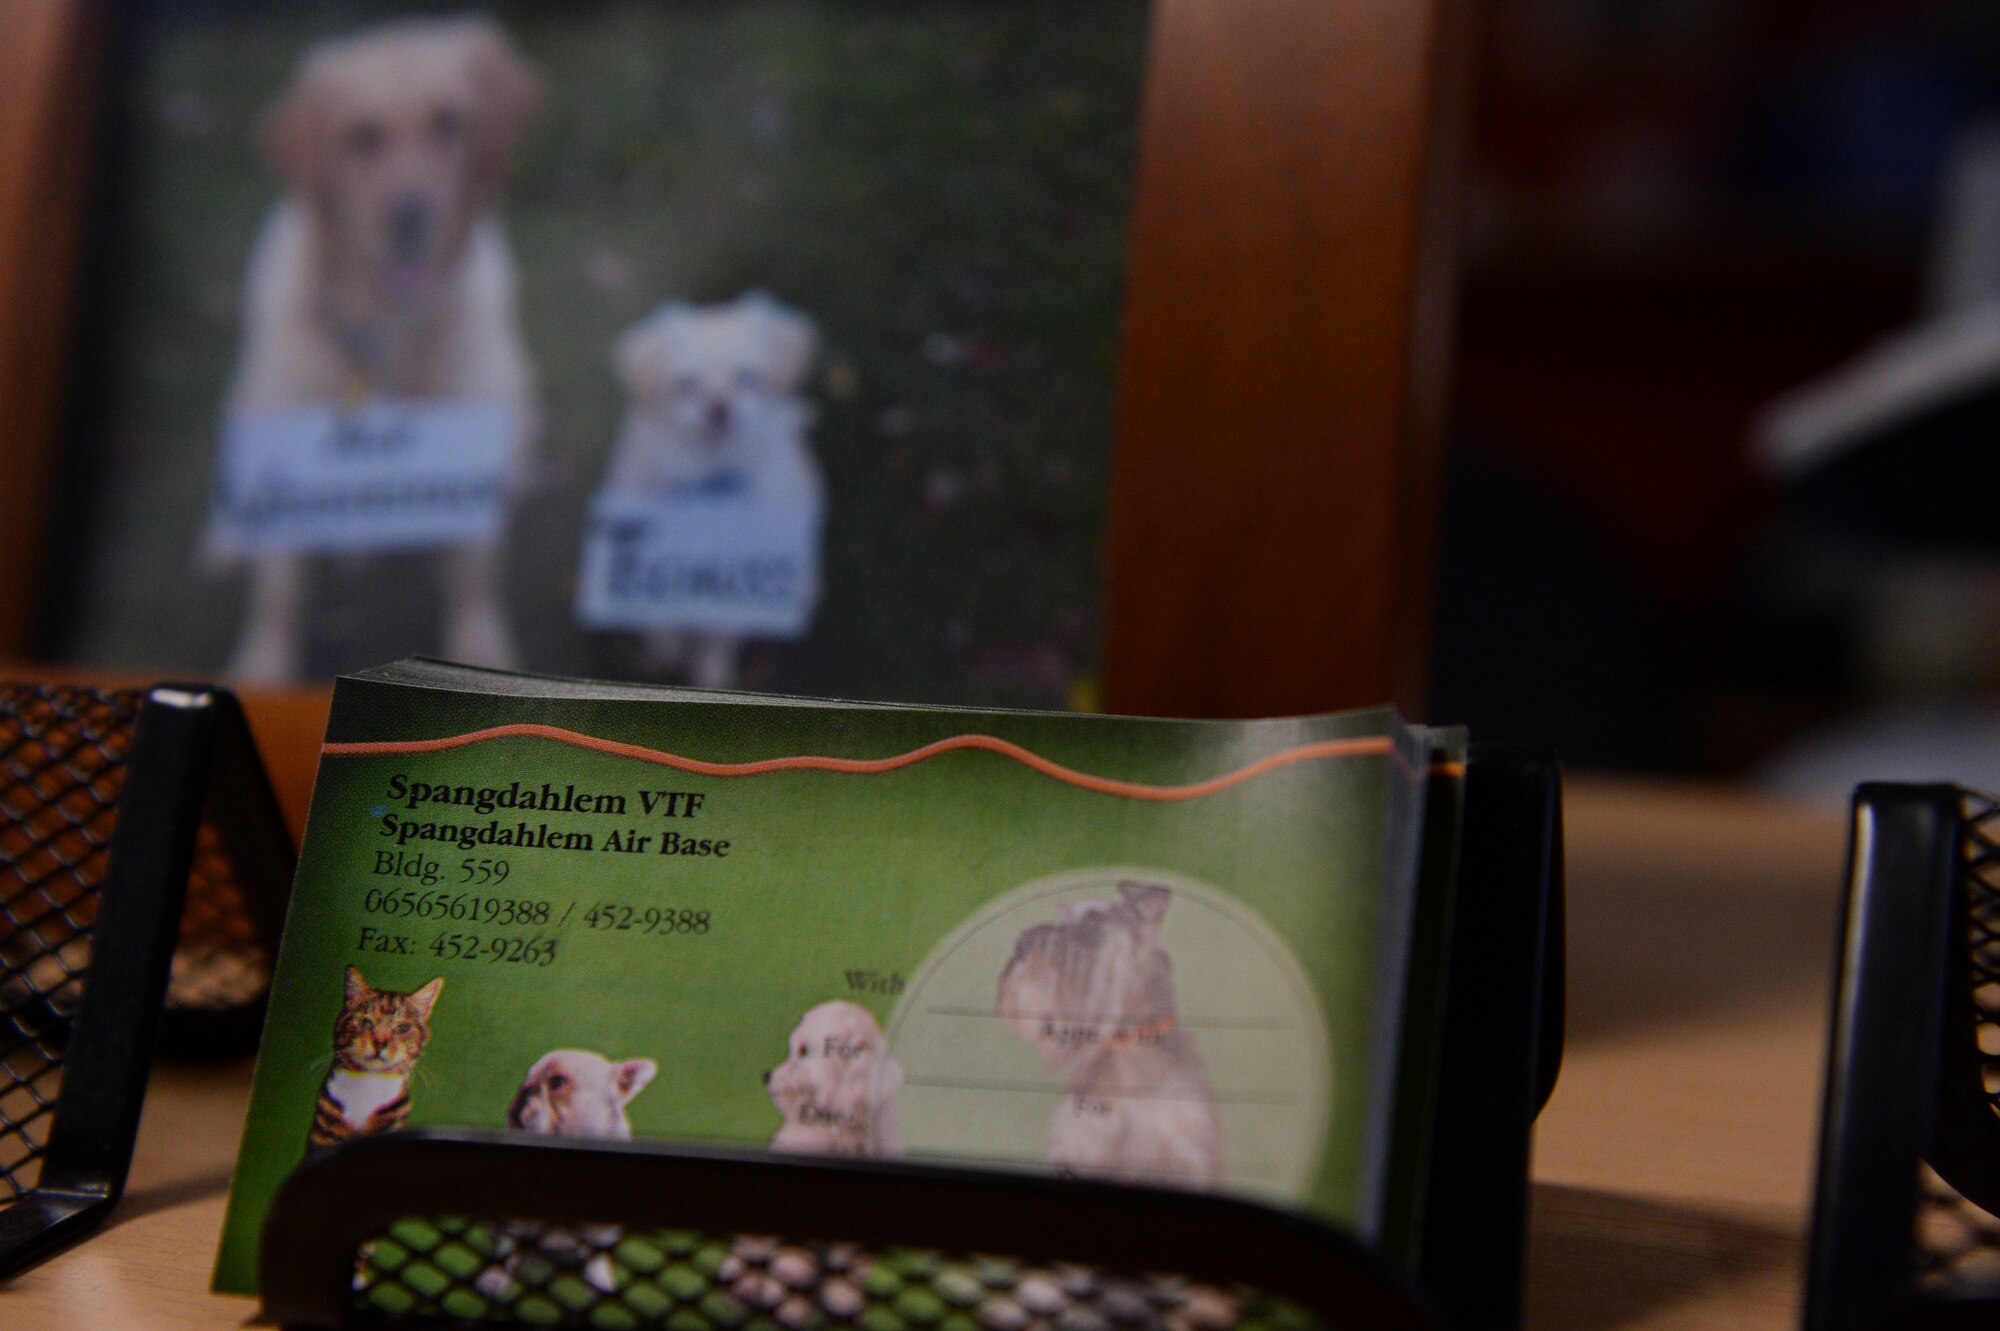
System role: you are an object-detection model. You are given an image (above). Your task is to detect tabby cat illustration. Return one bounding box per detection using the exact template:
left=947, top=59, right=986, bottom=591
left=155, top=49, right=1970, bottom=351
left=307, top=966, right=444, bottom=1149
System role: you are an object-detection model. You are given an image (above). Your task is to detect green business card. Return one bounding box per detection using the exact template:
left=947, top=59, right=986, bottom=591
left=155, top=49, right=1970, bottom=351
left=213, top=659, right=1451, bottom=1295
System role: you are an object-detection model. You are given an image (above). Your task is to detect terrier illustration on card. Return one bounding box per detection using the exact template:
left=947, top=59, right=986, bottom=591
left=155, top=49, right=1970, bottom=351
left=997, top=881, right=1225, bottom=1187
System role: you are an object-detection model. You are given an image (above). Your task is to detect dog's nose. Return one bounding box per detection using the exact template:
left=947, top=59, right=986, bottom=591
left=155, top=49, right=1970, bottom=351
left=389, top=199, right=430, bottom=253
left=762, top=1068, right=772, bottom=1086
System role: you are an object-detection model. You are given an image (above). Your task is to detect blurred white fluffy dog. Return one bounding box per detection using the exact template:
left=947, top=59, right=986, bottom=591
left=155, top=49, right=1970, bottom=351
left=605, top=292, right=820, bottom=689
left=220, top=16, right=541, bottom=682
left=997, top=882, right=1225, bottom=1187
left=765, top=1001, right=901, bottom=1157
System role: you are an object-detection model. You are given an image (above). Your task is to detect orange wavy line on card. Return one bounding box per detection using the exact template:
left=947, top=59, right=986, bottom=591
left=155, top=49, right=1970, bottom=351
left=320, top=723, right=1427, bottom=802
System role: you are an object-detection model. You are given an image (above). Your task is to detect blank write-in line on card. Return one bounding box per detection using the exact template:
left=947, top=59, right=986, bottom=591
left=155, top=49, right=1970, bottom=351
left=920, top=1005, right=1292, bottom=1031
left=902, top=1075, right=1301, bottom=1107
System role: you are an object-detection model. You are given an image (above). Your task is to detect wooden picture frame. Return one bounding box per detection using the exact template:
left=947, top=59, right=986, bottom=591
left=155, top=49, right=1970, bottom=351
left=0, top=0, right=1461, bottom=721
left=1105, top=0, right=1465, bottom=719
left=0, top=0, right=101, bottom=666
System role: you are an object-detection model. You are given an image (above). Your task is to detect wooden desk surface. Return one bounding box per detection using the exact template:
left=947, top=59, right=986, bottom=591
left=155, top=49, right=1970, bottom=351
left=0, top=777, right=1849, bottom=1329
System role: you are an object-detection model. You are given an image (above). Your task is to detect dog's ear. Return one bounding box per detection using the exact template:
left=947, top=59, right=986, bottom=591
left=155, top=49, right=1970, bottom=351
left=1117, top=881, right=1171, bottom=944
left=742, top=293, right=817, bottom=395
left=613, top=1058, right=658, bottom=1103
left=615, top=313, right=680, bottom=406
left=461, top=18, right=542, bottom=193
left=262, top=61, right=333, bottom=197
left=505, top=1073, right=538, bottom=1129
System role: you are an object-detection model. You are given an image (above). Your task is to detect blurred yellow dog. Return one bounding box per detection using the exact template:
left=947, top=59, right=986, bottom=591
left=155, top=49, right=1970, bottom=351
left=220, top=16, right=541, bottom=681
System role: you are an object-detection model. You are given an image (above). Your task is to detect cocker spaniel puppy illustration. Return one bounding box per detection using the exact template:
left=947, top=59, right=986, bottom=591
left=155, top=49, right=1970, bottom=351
left=765, top=1000, right=901, bottom=1156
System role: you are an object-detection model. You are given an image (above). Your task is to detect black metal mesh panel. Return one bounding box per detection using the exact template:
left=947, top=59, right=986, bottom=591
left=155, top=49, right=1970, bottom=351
left=1917, top=1164, right=2000, bottom=1296
left=173, top=820, right=271, bottom=1012
left=349, top=1220, right=1321, bottom=1331
left=0, top=683, right=274, bottom=1023
left=0, top=685, right=139, bottom=1203
left=1962, top=794, right=2000, bottom=1130
left=0, top=682, right=280, bottom=1208
left=1913, top=792, right=2000, bottom=1295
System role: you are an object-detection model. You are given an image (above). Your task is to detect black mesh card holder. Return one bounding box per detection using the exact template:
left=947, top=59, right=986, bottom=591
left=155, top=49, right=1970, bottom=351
left=0, top=681, right=293, bottom=1279
left=266, top=1132, right=1437, bottom=1331
left=257, top=748, right=1565, bottom=1331
left=1806, top=785, right=2000, bottom=1331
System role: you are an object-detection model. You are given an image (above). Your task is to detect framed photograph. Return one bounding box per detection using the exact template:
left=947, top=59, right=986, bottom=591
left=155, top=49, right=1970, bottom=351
left=1, top=0, right=1457, bottom=719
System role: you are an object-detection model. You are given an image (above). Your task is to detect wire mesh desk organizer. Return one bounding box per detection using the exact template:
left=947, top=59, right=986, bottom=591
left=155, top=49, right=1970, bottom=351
left=258, top=749, right=1564, bottom=1331
left=1806, top=785, right=2000, bottom=1331
left=0, top=681, right=293, bottom=1278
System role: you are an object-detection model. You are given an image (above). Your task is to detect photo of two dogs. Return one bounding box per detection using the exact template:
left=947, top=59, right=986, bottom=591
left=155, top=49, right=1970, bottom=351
left=214, top=16, right=817, bottom=688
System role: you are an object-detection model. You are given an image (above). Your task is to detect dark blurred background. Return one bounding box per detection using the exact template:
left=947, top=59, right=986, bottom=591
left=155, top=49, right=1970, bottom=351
left=24, top=0, right=2000, bottom=796
left=1430, top=0, right=2000, bottom=794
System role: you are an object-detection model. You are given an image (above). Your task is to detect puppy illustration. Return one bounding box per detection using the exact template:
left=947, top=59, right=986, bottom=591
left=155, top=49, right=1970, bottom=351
left=765, top=1001, right=901, bottom=1156
left=217, top=16, right=541, bottom=682
left=997, top=882, right=1225, bottom=1187
left=603, top=291, right=821, bottom=689
left=507, top=1049, right=657, bottom=1138
left=478, top=1050, right=658, bottom=1297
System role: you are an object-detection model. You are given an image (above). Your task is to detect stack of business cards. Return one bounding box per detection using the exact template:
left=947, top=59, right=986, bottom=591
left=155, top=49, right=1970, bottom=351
left=213, top=659, right=1464, bottom=1294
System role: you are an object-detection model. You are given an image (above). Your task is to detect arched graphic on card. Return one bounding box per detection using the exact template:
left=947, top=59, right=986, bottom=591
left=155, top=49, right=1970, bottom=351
left=886, top=866, right=1332, bottom=1203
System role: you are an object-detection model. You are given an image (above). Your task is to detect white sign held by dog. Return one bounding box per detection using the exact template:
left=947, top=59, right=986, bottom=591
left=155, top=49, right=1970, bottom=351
left=206, top=399, right=515, bottom=555
left=576, top=483, right=823, bottom=638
